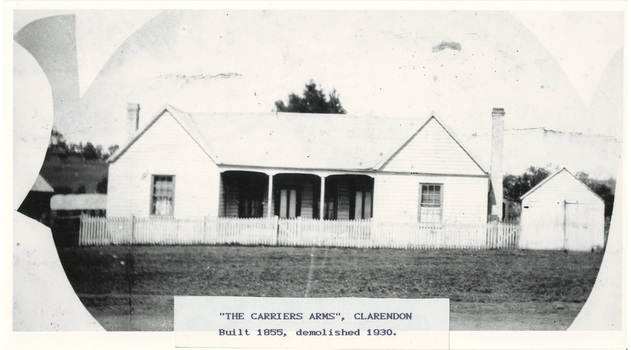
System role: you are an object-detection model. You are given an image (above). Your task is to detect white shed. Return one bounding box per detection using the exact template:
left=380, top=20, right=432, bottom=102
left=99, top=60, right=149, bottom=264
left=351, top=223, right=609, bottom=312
left=519, top=168, right=604, bottom=251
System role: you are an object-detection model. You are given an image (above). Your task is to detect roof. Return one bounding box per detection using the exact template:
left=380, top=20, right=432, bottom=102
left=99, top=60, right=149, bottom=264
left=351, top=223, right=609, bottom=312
left=31, top=175, right=54, bottom=193
left=519, top=168, right=604, bottom=202
left=110, top=104, right=487, bottom=173
left=50, top=194, right=107, bottom=211
left=374, top=114, right=487, bottom=173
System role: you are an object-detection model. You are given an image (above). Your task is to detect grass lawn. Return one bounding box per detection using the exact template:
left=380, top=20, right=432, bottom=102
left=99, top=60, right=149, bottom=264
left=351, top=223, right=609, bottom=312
left=55, top=245, right=604, bottom=331
left=40, top=155, right=108, bottom=193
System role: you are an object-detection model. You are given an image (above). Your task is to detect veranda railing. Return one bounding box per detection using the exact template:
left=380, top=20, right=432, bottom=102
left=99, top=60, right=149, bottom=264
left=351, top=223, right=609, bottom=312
left=79, top=215, right=520, bottom=249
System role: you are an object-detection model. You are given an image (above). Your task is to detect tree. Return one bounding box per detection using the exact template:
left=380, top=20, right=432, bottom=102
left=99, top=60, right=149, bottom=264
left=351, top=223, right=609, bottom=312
left=50, top=128, right=65, bottom=146
left=48, top=128, right=69, bottom=160
left=97, top=176, right=108, bottom=194
left=76, top=184, right=87, bottom=194
left=575, top=172, right=616, bottom=218
left=83, top=142, right=99, bottom=160
left=275, top=80, right=347, bottom=114
left=503, top=166, right=551, bottom=202
left=54, top=185, right=72, bottom=194
left=108, top=145, right=120, bottom=158
left=95, top=145, right=104, bottom=159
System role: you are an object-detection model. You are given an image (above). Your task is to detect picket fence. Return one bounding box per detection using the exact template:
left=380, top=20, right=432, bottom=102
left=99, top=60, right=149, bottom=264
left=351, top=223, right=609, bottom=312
left=79, top=216, right=520, bottom=249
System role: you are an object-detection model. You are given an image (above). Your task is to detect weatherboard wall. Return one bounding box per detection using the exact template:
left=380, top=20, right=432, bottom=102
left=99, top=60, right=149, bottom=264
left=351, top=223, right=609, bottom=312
left=520, top=170, right=604, bottom=251
left=336, top=181, right=351, bottom=220
left=221, top=182, right=272, bottom=218
left=372, top=174, right=488, bottom=225
left=107, top=112, right=220, bottom=218
left=382, top=118, right=485, bottom=176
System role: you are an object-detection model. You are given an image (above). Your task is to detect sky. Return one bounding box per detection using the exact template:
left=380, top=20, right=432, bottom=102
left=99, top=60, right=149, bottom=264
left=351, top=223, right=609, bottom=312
left=12, top=8, right=625, bottom=190
left=13, top=9, right=624, bottom=140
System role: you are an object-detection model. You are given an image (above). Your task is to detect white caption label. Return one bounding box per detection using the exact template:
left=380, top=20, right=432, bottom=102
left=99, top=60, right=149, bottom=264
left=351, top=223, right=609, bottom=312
left=174, top=296, right=449, bottom=349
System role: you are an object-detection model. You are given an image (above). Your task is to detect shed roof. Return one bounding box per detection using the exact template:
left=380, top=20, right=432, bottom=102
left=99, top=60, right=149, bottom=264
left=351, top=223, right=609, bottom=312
left=31, top=175, right=54, bottom=193
left=110, top=104, right=487, bottom=173
left=50, top=194, right=107, bottom=211
left=519, top=167, right=604, bottom=202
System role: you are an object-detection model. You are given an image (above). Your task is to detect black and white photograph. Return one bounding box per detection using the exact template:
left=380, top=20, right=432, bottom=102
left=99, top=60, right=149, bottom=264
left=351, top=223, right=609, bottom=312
left=7, top=2, right=627, bottom=349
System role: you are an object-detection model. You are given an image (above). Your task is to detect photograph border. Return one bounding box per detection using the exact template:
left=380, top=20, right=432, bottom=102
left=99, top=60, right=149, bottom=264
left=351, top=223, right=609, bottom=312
left=3, top=1, right=628, bottom=349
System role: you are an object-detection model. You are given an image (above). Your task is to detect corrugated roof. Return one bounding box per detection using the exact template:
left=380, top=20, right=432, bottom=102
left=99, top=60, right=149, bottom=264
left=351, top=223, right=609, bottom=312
left=188, top=111, right=423, bottom=170
left=111, top=105, right=486, bottom=173
left=50, top=194, right=107, bottom=211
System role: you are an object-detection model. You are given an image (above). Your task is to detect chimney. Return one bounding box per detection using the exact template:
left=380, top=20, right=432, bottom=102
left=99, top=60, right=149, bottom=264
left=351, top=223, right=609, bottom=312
left=490, top=107, right=505, bottom=220
left=126, top=102, right=140, bottom=139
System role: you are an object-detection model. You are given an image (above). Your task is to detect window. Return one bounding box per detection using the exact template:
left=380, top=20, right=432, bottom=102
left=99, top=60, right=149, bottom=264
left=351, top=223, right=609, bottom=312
left=151, top=175, right=175, bottom=216
left=419, top=184, right=442, bottom=224
left=239, top=191, right=263, bottom=218
left=352, top=190, right=373, bottom=220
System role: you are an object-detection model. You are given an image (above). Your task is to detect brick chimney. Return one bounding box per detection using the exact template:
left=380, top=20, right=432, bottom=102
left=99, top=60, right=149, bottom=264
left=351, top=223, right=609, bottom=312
left=126, top=102, right=140, bottom=139
left=490, top=107, right=505, bottom=220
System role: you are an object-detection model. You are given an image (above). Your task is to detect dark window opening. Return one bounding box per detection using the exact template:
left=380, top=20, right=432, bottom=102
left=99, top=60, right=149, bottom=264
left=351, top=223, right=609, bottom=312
left=239, top=193, right=263, bottom=218
left=324, top=185, right=338, bottom=220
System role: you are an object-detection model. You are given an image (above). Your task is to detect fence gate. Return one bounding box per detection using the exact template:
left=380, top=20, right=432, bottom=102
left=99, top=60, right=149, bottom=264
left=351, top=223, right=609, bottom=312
left=486, top=220, right=519, bottom=249
left=277, top=217, right=299, bottom=246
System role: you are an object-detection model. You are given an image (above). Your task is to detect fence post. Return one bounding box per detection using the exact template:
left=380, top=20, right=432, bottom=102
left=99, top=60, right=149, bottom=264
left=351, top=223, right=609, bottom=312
left=131, top=216, right=135, bottom=245
left=79, top=214, right=84, bottom=246
left=275, top=216, right=280, bottom=246
left=515, top=221, right=520, bottom=249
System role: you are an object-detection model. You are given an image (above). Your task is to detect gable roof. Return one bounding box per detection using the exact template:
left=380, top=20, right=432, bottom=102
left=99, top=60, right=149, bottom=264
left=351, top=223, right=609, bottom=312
left=519, top=167, right=604, bottom=202
left=110, top=104, right=488, bottom=174
left=108, top=104, right=222, bottom=164
left=375, top=114, right=487, bottom=174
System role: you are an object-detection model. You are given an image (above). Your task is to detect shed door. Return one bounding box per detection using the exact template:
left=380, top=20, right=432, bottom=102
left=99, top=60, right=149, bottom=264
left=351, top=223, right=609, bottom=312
left=564, top=202, right=596, bottom=251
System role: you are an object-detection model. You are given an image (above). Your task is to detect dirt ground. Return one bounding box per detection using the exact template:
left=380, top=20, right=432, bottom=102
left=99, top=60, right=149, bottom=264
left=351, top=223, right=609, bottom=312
left=450, top=301, right=583, bottom=330
left=56, top=245, right=603, bottom=331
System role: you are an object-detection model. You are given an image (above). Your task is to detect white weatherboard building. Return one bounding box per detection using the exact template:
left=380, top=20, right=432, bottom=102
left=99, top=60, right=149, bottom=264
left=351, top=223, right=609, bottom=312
left=106, top=104, right=505, bottom=226
left=519, top=168, right=605, bottom=251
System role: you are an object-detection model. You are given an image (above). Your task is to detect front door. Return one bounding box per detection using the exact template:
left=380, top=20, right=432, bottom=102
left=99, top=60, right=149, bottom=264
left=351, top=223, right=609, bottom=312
left=352, top=190, right=373, bottom=220
left=278, top=188, right=299, bottom=218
